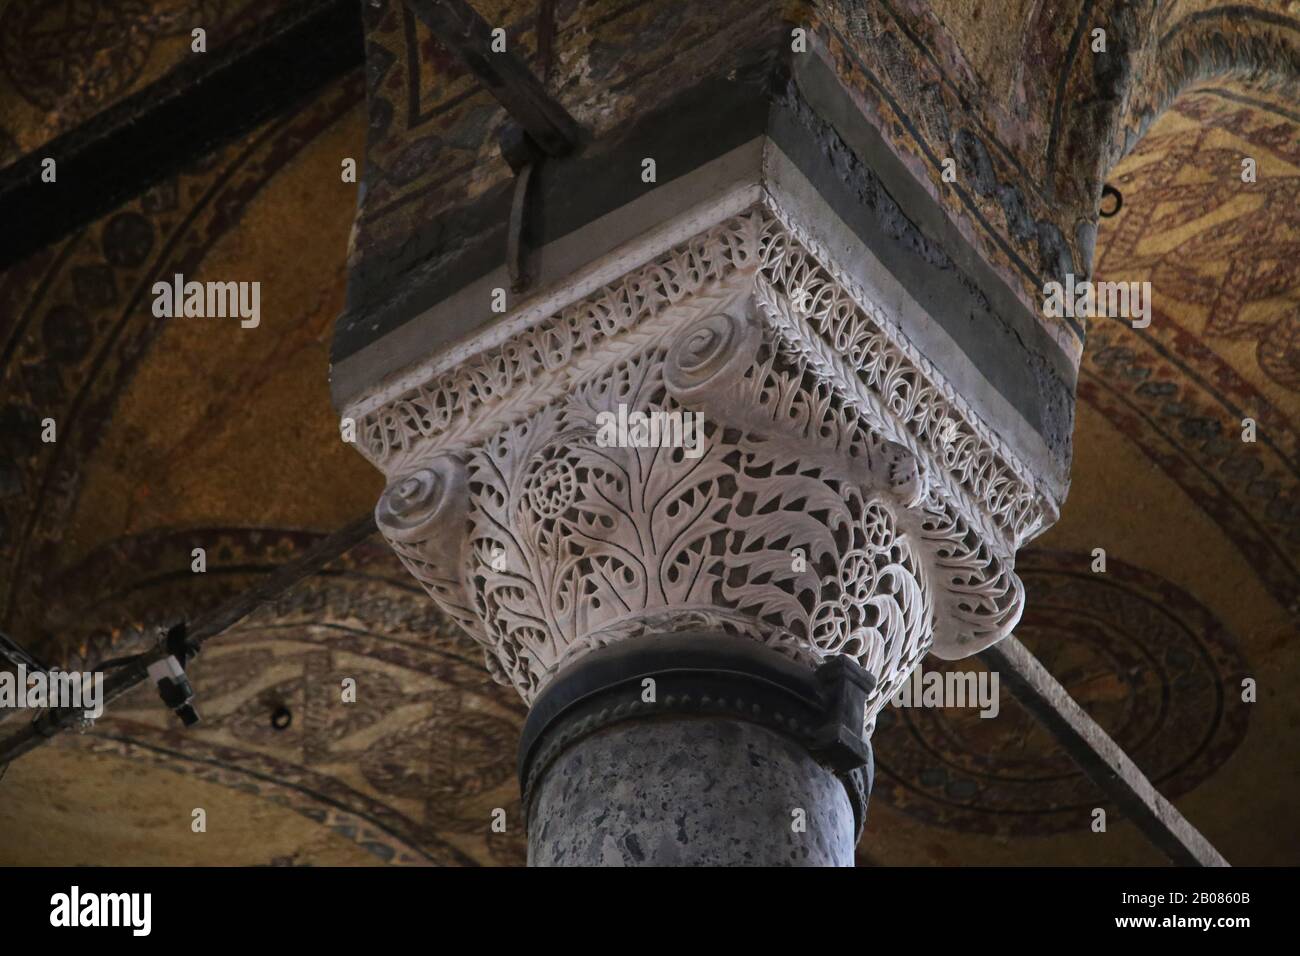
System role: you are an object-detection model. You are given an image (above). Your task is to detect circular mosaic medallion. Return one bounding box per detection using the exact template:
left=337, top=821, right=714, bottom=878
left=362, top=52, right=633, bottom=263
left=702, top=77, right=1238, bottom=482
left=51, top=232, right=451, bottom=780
left=872, top=548, right=1251, bottom=835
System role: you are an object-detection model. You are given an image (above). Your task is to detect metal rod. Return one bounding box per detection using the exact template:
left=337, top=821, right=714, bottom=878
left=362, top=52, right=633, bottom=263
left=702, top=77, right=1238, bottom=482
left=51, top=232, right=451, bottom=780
left=0, top=0, right=364, bottom=272
left=404, top=0, right=581, bottom=156
left=980, top=636, right=1229, bottom=866
left=0, top=514, right=376, bottom=766
left=537, top=0, right=557, bottom=85
left=0, top=629, right=47, bottom=672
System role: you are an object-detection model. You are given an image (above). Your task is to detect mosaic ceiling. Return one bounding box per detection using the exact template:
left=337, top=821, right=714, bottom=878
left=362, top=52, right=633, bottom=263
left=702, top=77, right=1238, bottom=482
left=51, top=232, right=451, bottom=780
left=0, top=0, right=1296, bottom=866
left=0, top=0, right=286, bottom=165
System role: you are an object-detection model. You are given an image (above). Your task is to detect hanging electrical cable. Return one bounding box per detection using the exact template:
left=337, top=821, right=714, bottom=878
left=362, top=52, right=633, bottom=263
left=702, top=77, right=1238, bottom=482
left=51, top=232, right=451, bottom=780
left=0, top=513, right=376, bottom=765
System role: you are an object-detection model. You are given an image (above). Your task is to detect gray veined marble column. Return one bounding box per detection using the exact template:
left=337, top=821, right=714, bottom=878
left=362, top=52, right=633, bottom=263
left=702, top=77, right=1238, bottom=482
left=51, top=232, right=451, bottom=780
left=528, top=718, right=856, bottom=867
left=516, top=633, right=873, bottom=867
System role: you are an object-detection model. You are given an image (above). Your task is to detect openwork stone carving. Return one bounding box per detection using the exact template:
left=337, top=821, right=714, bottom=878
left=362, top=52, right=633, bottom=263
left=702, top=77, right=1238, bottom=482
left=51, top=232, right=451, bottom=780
left=374, top=455, right=480, bottom=642
left=355, top=205, right=1059, bottom=727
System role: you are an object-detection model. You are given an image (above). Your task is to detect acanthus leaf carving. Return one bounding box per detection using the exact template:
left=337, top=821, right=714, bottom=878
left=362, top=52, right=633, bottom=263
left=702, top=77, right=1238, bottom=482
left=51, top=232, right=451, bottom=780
left=362, top=202, right=1058, bottom=720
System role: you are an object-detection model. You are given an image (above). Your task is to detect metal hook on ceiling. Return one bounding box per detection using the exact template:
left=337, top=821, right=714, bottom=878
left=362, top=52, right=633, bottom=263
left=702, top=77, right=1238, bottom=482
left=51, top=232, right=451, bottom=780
left=1100, top=183, right=1123, bottom=218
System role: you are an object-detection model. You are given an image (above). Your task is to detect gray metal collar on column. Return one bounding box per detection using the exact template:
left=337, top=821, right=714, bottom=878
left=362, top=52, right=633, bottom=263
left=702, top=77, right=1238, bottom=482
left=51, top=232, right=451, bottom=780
left=517, top=632, right=876, bottom=842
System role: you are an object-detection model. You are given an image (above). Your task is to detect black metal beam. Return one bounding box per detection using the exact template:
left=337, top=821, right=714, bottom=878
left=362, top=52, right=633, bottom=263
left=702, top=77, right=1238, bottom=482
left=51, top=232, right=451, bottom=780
left=403, top=0, right=581, bottom=156
left=0, top=0, right=364, bottom=272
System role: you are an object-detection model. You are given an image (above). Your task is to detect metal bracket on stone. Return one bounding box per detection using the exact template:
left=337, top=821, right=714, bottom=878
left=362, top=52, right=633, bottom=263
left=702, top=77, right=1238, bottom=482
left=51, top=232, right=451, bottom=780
left=403, top=0, right=582, bottom=293
left=497, top=124, right=546, bottom=292
left=515, top=633, right=876, bottom=839
left=810, top=655, right=874, bottom=773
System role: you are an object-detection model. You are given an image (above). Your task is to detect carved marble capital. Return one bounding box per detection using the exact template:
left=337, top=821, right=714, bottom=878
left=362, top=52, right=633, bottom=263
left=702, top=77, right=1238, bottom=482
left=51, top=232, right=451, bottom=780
left=349, top=209, right=1057, bottom=727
